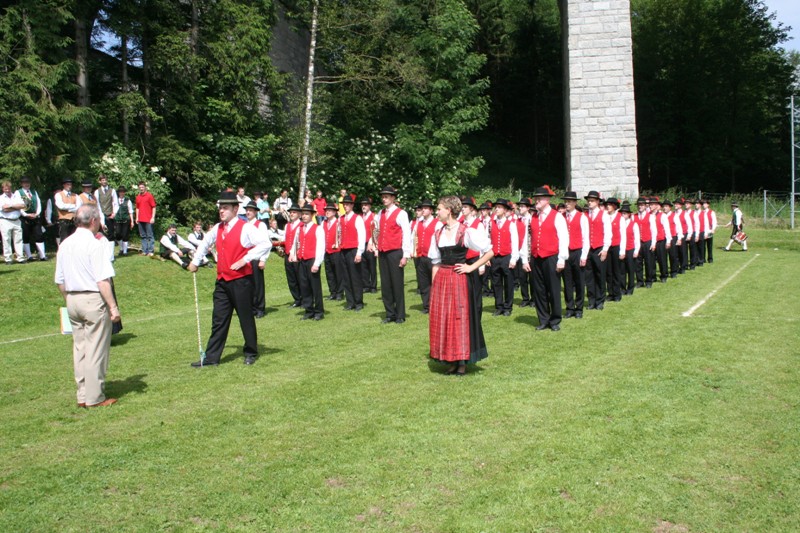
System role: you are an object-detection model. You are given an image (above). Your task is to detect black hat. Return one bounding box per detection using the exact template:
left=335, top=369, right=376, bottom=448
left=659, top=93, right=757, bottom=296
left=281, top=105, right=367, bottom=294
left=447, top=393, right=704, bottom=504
left=731, top=201, right=739, bottom=207
left=557, top=203, right=566, bottom=210
left=218, top=190, right=239, bottom=204
left=419, top=198, right=434, bottom=209
left=379, top=185, right=398, bottom=197
left=562, top=191, right=579, bottom=201
left=288, top=204, right=301, bottom=212
left=253, top=190, right=263, bottom=197
left=81, top=179, right=94, bottom=188
left=674, top=198, right=684, bottom=205
left=117, top=185, right=127, bottom=193
left=324, top=201, right=338, bottom=211
left=620, top=201, right=632, bottom=214
left=636, top=197, right=647, bottom=204
left=649, top=196, right=660, bottom=204
left=460, top=196, right=477, bottom=208
left=62, top=178, right=73, bottom=184
left=701, top=198, right=710, bottom=204
left=20, top=176, right=31, bottom=183
left=584, top=190, right=601, bottom=200
left=660, top=199, right=672, bottom=207
left=479, top=202, right=491, bottom=210
left=532, top=186, right=556, bottom=198
left=360, top=196, right=373, bottom=205
left=494, top=198, right=511, bottom=210
left=342, top=193, right=357, bottom=204
left=606, top=197, right=620, bottom=207
left=244, top=200, right=259, bottom=211
left=301, top=204, right=315, bottom=213
left=517, top=197, right=532, bottom=207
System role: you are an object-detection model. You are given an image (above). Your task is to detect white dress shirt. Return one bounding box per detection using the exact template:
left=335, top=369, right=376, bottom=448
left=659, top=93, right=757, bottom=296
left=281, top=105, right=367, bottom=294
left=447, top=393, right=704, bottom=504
left=428, top=224, right=491, bottom=264
left=289, top=222, right=325, bottom=268
left=54, top=227, right=116, bottom=291
left=492, top=215, right=520, bottom=263
left=247, top=218, right=271, bottom=260
left=374, top=204, right=413, bottom=258
left=160, top=233, right=196, bottom=254
left=0, top=191, right=24, bottom=220
left=588, top=207, right=611, bottom=251
left=190, top=218, right=272, bottom=267
left=520, top=206, right=569, bottom=267
left=340, top=211, right=367, bottom=256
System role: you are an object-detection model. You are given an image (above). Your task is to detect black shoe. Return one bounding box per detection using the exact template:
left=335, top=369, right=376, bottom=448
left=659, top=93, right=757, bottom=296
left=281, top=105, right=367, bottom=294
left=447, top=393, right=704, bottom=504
left=564, top=310, right=575, bottom=319
left=254, top=312, right=265, bottom=319
left=290, top=302, right=301, bottom=308
left=326, top=295, right=335, bottom=301
left=503, top=310, right=511, bottom=317
left=381, top=318, right=395, bottom=324
left=39, top=256, right=49, bottom=261
left=595, top=304, right=604, bottom=310
left=492, top=310, right=503, bottom=316
left=301, top=314, right=313, bottom=320
left=244, top=356, right=256, bottom=365
left=550, top=324, right=560, bottom=331
left=636, top=282, right=644, bottom=288
left=660, top=279, right=667, bottom=283
left=344, top=305, right=355, bottom=311
left=313, top=314, right=324, bottom=321
left=421, top=309, right=429, bottom=315
left=191, top=359, right=218, bottom=368
left=396, top=318, right=405, bottom=324
left=645, top=283, right=653, bottom=288
left=334, top=295, right=344, bottom=301
left=354, top=305, right=364, bottom=312
left=575, top=311, right=583, bottom=319
left=587, top=305, right=596, bottom=310
left=535, top=324, right=548, bottom=331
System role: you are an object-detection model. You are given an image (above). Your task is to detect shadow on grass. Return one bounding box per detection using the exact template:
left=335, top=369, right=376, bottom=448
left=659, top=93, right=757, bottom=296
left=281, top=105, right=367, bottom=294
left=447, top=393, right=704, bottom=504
left=513, top=314, right=540, bottom=327
left=426, top=359, right=486, bottom=376
left=106, top=374, right=148, bottom=399
left=111, top=333, right=136, bottom=346
left=219, top=345, right=284, bottom=364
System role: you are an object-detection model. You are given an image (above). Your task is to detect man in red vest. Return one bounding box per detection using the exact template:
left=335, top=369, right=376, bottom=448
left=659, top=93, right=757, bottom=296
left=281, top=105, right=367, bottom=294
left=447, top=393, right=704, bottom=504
left=322, top=202, right=345, bottom=302
left=188, top=190, right=271, bottom=367
left=360, top=197, right=378, bottom=293
left=692, top=198, right=706, bottom=266
left=674, top=198, right=692, bottom=273
left=634, top=197, right=658, bottom=287
left=375, top=185, right=412, bottom=324
left=521, top=186, right=568, bottom=330
left=516, top=198, right=534, bottom=308
left=662, top=199, right=683, bottom=278
left=702, top=199, right=717, bottom=264
left=604, top=197, right=626, bottom=302
left=412, top=199, right=440, bottom=314
left=650, top=197, right=671, bottom=282
left=291, top=204, right=326, bottom=320
left=561, top=191, right=589, bottom=318
left=489, top=198, right=519, bottom=316
left=337, top=193, right=367, bottom=311
left=584, top=191, right=610, bottom=310
left=244, top=201, right=270, bottom=318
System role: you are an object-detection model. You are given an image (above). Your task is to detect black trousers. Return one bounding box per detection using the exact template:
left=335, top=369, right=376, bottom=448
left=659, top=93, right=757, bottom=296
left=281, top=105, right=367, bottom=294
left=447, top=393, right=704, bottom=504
left=638, top=240, right=655, bottom=283
left=668, top=237, right=680, bottom=276
left=250, top=259, right=265, bottom=314
left=695, top=232, right=706, bottom=265
left=361, top=250, right=377, bottom=291
left=324, top=251, right=345, bottom=298
left=678, top=238, right=688, bottom=273
left=563, top=248, right=585, bottom=312
left=115, top=220, right=131, bottom=242
left=623, top=248, right=636, bottom=294
left=533, top=254, right=562, bottom=327
left=415, top=256, right=433, bottom=312
left=102, top=217, right=116, bottom=243
left=284, top=256, right=302, bottom=305
left=517, top=261, right=534, bottom=303
left=57, top=219, right=74, bottom=243
left=379, top=249, right=405, bottom=320
left=21, top=217, right=44, bottom=246
left=204, top=276, right=258, bottom=363
left=340, top=248, right=364, bottom=307
left=655, top=239, right=668, bottom=280
left=299, top=258, right=324, bottom=317
left=606, top=245, right=623, bottom=300
left=586, top=247, right=607, bottom=307
left=491, top=254, right=514, bottom=311
left=705, top=235, right=714, bottom=263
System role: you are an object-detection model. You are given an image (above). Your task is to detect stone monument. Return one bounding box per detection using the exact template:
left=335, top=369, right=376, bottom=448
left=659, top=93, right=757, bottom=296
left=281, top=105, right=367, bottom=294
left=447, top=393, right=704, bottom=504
left=561, top=0, right=640, bottom=198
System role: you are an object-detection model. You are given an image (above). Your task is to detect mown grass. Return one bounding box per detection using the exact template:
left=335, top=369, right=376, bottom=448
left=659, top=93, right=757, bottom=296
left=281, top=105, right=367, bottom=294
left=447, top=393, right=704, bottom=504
left=1, top=228, right=798, bottom=531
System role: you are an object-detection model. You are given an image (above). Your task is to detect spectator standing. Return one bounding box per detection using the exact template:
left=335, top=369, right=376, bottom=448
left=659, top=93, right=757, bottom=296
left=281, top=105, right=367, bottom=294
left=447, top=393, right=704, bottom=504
left=273, top=189, right=292, bottom=230
left=135, top=182, right=157, bottom=256
left=94, top=174, right=118, bottom=256
left=114, top=186, right=135, bottom=256
left=18, top=176, right=46, bottom=261
left=55, top=178, right=78, bottom=244
left=1, top=181, right=26, bottom=263
left=311, top=190, right=327, bottom=224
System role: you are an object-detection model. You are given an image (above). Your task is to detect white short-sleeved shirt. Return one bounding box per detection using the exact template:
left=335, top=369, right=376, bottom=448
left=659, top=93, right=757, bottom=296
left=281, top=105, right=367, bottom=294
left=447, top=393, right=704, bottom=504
left=55, top=228, right=116, bottom=291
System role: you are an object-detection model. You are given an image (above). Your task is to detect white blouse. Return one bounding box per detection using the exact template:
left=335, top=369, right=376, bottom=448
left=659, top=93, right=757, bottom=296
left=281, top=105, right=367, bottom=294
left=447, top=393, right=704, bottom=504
left=428, top=224, right=492, bottom=265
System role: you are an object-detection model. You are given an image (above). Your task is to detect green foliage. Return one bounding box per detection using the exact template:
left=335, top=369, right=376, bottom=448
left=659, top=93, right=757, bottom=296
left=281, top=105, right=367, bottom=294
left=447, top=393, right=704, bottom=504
left=177, top=196, right=218, bottom=227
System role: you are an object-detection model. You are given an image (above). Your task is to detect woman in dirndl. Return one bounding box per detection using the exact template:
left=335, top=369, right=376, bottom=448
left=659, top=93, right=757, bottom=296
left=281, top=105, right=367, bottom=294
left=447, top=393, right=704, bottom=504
left=428, top=196, right=494, bottom=375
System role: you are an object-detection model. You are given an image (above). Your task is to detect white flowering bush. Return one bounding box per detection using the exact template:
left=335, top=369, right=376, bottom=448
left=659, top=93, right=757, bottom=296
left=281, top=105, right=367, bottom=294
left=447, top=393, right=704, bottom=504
left=91, top=143, right=172, bottom=210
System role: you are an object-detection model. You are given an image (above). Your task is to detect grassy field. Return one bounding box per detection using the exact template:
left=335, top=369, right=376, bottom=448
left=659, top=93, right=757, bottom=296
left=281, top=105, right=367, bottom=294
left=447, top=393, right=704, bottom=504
left=1, top=228, right=798, bottom=532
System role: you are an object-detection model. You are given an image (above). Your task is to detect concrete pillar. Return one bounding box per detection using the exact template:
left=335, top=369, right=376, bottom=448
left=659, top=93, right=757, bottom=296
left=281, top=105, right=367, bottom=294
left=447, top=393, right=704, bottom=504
left=561, top=0, right=639, bottom=199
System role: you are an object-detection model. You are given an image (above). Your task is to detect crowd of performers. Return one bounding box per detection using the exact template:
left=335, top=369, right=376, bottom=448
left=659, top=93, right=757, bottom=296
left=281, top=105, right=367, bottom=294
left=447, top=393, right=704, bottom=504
left=4, top=174, right=746, bottom=379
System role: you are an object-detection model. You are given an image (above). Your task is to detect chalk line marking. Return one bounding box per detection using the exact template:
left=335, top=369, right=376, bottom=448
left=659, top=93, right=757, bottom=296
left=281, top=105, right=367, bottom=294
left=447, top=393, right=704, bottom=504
left=682, top=253, right=760, bottom=317
left=0, top=306, right=213, bottom=346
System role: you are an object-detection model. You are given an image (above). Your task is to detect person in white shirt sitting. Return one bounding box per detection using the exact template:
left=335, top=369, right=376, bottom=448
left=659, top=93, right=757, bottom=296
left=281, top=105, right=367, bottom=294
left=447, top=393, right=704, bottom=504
left=159, top=224, right=196, bottom=269
left=186, top=221, right=213, bottom=266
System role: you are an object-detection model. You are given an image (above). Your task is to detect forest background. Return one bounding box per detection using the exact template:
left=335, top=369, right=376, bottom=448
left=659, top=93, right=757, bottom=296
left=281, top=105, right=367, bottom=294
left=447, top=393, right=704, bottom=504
left=1, top=0, right=798, bottom=228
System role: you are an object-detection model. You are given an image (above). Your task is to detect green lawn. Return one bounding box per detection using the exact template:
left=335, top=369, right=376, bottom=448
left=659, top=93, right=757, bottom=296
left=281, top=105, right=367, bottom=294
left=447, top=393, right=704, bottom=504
left=1, top=228, right=798, bottom=531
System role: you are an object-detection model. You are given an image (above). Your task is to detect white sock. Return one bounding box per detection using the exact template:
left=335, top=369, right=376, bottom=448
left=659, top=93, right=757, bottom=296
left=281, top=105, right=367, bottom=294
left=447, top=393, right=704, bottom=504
left=36, top=242, right=46, bottom=258
left=122, top=241, right=128, bottom=253
left=725, top=240, right=733, bottom=250
left=743, top=242, right=747, bottom=250
left=23, top=243, right=32, bottom=258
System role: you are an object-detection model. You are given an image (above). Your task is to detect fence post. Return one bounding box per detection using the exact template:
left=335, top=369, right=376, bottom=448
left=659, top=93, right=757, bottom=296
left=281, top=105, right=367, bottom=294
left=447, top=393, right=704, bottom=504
left=763, top=190, right=767, bottom=225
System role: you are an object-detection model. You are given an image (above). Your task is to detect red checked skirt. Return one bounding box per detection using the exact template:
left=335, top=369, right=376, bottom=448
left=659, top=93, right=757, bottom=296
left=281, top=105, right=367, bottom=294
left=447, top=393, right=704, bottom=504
left=429, top=265, right=488, bottom=363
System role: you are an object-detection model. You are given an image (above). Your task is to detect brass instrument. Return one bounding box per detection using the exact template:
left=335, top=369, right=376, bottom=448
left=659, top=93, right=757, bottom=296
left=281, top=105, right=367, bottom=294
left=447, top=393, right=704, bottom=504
left=371, top=218, right=380, bottom=250
left=411, top=221, right=418, bottom=258
left=333, top=217, right=342, bottom=249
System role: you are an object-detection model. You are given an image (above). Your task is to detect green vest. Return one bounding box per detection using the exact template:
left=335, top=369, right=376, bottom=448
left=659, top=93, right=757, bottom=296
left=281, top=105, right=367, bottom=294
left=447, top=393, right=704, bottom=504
left=17, top=188, right=38, bottom=214
left=97, top=187, right=114, bottom=215
left=115, top=199, right=130, bottom=222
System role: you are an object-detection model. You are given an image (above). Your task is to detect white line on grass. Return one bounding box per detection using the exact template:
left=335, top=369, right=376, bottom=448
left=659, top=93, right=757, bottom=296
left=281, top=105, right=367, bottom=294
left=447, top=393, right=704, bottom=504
left=0, top=306, right=213, bottom=346
left=682, top=253, right=760, bottom=317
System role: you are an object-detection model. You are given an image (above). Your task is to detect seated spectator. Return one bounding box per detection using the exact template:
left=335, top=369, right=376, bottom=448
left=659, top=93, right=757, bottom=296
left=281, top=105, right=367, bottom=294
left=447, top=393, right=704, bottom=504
left=159, top=224, right=196, bottom=269
left=186, top=221, right=213, bottom=266
left=267, top=218, right=285, bottom=242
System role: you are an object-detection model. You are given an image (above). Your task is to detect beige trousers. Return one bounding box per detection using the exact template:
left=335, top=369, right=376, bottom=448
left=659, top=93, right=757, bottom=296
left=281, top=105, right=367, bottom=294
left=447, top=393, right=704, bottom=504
left=67, top=292, right=112, bottom=405
left=0, top=217, right=24, bottom=262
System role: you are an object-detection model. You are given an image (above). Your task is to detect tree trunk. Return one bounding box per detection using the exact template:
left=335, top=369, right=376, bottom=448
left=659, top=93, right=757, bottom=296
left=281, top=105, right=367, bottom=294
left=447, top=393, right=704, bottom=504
left=142, top=37, right=152, bottom=145
left=121, top=33, right=129, bottom=145
left=75, top=17, right=90, bottom=107
left=298, top=0, right=319, bottom=202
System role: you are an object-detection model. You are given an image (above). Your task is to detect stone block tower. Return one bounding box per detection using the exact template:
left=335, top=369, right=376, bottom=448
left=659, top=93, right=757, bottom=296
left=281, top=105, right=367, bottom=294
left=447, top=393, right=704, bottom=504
left=561, top=0, right=639, bottom=199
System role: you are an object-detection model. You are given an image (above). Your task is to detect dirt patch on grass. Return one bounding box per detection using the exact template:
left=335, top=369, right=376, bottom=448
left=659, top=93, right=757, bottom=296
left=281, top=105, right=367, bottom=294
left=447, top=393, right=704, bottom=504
left=559, top=489, right=574, bottom=501
left=653, top=519, right=689, bottom=532
left=325, top=477, right=346, bottom=488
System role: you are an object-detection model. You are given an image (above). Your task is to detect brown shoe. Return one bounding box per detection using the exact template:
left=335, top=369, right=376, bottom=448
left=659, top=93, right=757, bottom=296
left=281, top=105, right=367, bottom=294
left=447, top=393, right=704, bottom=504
left=77, top=403, right=86, bottom=408
left=86, top=398, right=117, bottom=408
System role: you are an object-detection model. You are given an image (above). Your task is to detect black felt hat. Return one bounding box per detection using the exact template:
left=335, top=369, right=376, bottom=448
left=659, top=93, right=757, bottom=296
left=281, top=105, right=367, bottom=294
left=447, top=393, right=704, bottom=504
left=517, top=197, right=532, bottom=207
left=244, top=200, right=259, bottom=211
left=620, top=201, right=632, bottom=214
left=360, top=196, right=373, bottom=205
left=218, top=190, right=239, bottom=204
left=460, top=196, right=477, bottom=209
left=379, top=185, right=398, bottom=197
left=341, top=193, right=357, bottom=204
left=324, top=201, right=338, bottom=211
left=584, top=190, right=601, bottom=200
left=606, top=197, right=620, bottom=207
left=301, top=204, right=316, bottom=213
left=288, top=204, right=301, bottom=212
left=80, top=179, right=94, bottom=188
left=532, top=186, right=555, bottom=198
left=418, top=198, right=434, bottom=209
left=494, top=198, right=511, bottom=210
left=562, top=191, right=579, bottom=201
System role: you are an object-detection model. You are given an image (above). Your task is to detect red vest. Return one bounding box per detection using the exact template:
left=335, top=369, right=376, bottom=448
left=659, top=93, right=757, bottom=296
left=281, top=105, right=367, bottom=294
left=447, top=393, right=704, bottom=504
left=655, top=212, right=666, bottom=241
left=625, top=218, right=635, bottom=251
left=415, top=218, right=437, bottom=258
left=298, top=224, right=319, bottom=261
left=530, top=211, right=559, bottom=258
left=340, top=213, right=359, bottom=250
left=362, top=211, right=374, bottom=231
left=324, top=219, right=340, bottom=254
left=491, top=219, right=513, bottom=256
left=378, top=208, right=402, bottom=252
left=285, top=220, right=301, bottom=257
left=465, top=217, right=482, bottom=260
left=678, top=210, right=689, bottom=234
left=566, top=211, right=585, bottom=251
left=216, top=220, right=252, bottom=281
left=637, top=211, right=652, bottom=242
left=588, top=209, right=605, bottom=249
left=609, top=211, right=622, bottom=247
left=667, top=212, right=677, bottom=237
left=696, top=209, right=705, bottom=232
